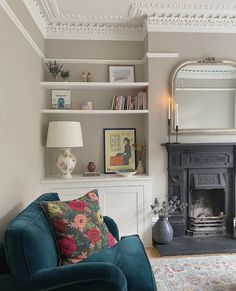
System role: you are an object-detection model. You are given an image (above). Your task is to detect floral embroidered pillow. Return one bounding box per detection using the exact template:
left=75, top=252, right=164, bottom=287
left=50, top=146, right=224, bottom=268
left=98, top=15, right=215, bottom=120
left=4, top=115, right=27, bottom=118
left=41, top=190, right=117, bottom=265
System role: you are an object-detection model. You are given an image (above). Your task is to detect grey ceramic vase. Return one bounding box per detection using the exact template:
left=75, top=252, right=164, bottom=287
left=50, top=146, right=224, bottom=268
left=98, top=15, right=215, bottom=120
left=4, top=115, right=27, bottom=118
left=152, top=216, right=173, bottom=244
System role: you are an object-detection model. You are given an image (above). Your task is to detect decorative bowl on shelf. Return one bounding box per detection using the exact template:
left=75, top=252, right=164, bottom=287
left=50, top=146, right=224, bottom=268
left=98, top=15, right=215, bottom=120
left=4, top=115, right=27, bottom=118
left=115, top=170, right=137, bottom=177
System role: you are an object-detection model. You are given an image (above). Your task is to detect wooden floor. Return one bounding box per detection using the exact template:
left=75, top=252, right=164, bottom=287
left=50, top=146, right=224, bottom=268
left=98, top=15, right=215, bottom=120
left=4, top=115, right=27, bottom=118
left=145, top=247, right=161, bottom=259
left=145, top=246, right=236, bottom=259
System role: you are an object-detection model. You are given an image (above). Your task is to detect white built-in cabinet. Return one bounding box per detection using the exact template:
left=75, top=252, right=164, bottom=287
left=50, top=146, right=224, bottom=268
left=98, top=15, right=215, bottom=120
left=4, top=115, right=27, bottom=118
left=41, top=175, right=153, bottom=246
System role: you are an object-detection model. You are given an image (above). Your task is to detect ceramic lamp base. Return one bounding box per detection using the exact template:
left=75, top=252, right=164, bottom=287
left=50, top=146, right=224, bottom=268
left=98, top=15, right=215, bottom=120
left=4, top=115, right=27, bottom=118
left=56, top=148, right=76, bottom=178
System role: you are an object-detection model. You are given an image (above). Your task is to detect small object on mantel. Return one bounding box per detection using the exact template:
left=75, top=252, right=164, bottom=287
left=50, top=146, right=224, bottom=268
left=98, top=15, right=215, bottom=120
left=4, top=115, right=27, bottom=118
left=83, top=171, right=101, bottom=177
left=115, top=171, right=137, bottom=177
left=87, top=161, right=96, bottom=172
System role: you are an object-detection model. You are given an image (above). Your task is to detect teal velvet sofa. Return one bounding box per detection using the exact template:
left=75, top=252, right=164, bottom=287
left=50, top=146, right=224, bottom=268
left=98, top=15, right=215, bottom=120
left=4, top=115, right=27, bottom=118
left=0, top=193, right=157, bottom=291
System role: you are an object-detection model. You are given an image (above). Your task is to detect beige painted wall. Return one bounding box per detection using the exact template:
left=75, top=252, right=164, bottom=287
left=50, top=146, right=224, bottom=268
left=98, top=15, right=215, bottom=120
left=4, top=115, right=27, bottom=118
left=46, top=39, right=144, bottom=60
left=0, top=5, right=45, bottom=240
left=147, top=32, right=236, bottom=201
left=7, top=0, right=45, bottom=53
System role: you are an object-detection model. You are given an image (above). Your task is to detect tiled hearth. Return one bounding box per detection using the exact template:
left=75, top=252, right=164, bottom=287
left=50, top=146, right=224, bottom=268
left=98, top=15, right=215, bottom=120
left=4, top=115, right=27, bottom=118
left=157, top=143, right=236, bottom=256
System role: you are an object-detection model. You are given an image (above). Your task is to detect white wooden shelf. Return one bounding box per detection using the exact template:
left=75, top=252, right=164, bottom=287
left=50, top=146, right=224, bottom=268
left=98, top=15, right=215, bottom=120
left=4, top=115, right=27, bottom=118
left=45, top=53, right=179, bottom=65
left=40, top=82, right=149, bottom=90
left=46, top=58, right=144, bottom=65
left=41, top=109, right=148, bottom=115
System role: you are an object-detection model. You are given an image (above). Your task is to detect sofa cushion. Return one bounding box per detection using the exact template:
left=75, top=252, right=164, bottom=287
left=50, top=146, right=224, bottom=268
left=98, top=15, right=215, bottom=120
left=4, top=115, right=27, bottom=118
left=4, top=193, right=60, bottom=280
left=41, top=189, right=117, bottom=265
left=83, top=235, right=157, bottom=291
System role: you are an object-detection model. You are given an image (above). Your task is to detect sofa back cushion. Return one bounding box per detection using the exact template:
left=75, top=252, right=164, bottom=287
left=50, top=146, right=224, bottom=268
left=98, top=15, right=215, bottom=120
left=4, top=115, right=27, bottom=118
left=4, top=193, right=60, bottom=280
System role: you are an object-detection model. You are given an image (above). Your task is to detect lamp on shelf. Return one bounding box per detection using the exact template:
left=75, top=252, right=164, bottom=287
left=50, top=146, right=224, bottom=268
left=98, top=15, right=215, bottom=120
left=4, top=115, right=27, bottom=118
left=46, top=121, right=83, bottom=178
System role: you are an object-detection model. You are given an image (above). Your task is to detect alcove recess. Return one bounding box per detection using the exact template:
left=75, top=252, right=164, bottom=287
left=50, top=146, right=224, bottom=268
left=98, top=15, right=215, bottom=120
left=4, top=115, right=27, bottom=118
left=41, top=60, right=149, bottom=176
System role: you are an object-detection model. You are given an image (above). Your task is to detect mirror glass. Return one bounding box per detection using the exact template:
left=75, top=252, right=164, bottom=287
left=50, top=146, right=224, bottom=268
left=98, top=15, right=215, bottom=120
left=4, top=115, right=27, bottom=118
left=171, top=58, right=236, bottom=133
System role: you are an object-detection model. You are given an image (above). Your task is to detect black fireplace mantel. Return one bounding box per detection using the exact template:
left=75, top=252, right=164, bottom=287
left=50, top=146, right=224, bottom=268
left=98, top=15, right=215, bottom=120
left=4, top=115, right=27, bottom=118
left=163, top=143, right=236, bottom=237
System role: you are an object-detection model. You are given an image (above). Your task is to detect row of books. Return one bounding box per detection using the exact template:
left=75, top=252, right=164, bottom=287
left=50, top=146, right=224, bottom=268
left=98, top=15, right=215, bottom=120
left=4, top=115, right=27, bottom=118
left=111, top=92, right=147, bottom=110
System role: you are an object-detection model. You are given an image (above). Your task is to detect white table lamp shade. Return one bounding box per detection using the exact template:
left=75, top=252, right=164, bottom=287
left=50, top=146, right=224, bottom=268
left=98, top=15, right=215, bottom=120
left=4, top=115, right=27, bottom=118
left=46, top=121, right=83, bottom=148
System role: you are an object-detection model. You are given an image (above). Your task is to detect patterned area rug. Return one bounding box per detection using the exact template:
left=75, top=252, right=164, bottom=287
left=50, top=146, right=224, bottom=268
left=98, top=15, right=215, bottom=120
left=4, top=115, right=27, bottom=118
left=150, top=255, right=236, bottom=291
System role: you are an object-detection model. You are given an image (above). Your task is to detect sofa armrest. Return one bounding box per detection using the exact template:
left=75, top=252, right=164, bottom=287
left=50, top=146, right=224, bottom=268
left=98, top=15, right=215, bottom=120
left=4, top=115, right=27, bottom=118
left=1, top=263, right=127, bottom=291
left=104, top=216, right=119, bottom=241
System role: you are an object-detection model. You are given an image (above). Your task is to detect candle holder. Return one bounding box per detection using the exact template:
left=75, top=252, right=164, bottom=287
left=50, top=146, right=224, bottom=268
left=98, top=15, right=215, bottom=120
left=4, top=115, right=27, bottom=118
left=175, top=125, right=179, bottom=144
left=167, top=118, right=171, bottom=143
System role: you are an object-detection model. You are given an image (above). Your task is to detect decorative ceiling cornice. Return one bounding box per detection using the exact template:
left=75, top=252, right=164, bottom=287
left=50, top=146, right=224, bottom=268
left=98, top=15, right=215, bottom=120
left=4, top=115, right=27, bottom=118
left=147, top=14, right=236, bottom=33
left=46, top=22, right=145, bottom=41
left=23, top=1, right=236, bottom=41
left=129, top=2, right=236, bottom=14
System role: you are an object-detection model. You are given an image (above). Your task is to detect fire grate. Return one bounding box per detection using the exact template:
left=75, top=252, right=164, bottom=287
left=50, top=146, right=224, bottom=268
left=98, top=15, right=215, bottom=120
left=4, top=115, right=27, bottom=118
left=189, top=215, right=226, bottom=237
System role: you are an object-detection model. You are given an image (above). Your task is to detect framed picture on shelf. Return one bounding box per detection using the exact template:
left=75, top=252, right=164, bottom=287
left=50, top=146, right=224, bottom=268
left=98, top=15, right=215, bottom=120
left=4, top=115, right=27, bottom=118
left=103, top=128, right=136, bottom=174
left=108, top=65, right=135, bottom=83
left=51, top=90, right=71, bottom=109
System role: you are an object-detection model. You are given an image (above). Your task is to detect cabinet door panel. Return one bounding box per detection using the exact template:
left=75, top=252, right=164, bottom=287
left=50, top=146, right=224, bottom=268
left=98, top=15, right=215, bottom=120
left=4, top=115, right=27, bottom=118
left=101, top=186, right=144, bottom=239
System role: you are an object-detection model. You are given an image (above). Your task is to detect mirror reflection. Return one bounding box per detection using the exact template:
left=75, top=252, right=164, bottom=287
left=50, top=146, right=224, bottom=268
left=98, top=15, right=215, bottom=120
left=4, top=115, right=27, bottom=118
left=172, top=58, right=236, bottom=133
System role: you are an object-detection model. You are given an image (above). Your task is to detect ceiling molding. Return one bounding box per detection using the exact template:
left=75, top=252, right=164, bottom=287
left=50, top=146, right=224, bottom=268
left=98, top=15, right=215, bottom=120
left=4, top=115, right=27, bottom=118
left=23, top=1, right=236, bottom=41
left=147, top=14, right=236, bottom=33
left=40, top=0, right=59, bottom=21
left=130, top=2, right=236, bottom=15
left=46, top=22, right=144, bottom=41
left=22, top=0, right=47, bottom=37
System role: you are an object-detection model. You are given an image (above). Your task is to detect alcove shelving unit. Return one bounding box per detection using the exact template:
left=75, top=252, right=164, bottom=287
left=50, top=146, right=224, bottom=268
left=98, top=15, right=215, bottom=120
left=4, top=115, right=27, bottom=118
left=40, top=59, right=152, bottom=246
left=41, top=60, right=150, bottom=176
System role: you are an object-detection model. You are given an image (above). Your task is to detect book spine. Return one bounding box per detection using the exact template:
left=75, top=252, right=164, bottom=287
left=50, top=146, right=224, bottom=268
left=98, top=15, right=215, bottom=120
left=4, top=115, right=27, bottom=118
left=111, top=96, right=115, bottom=110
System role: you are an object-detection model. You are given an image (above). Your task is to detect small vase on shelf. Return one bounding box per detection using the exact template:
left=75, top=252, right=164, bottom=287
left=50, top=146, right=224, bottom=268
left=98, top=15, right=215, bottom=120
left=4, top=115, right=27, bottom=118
left=87, top=162, right=96, bottom=172
left=52, top=72, right=60, bottom=81
left=60, top=70, right=70, bottom=82
left=152, top=216, right=173, bottom=244
left=136, top=160, right=144, bottom=174
left=46, top=61, right=63, bottom=82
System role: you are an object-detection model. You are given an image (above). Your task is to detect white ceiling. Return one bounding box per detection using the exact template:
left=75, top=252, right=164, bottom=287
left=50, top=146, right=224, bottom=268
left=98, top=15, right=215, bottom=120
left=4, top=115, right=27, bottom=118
left=55, top=0, right=136, bottom=19
left=23, top=0, right=236, bottom=40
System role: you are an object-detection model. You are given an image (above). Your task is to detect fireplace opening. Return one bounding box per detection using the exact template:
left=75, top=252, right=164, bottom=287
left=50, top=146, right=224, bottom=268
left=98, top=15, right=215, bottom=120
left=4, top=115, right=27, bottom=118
left=188, top=188, right=226, bottom=237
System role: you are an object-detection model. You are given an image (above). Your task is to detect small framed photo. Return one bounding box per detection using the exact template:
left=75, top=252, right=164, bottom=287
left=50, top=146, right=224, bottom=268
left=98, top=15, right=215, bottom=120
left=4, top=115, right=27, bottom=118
left=109, top=66, right=135, bottom=83
left=51, top=90, right=71, bottom=109
left=103, top=128, right=136, bottom=174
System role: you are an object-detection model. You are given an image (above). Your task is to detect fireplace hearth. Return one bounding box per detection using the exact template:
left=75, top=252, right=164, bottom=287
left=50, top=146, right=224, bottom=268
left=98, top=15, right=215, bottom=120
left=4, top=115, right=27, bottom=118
left=164, top=143, right=235, bottom=238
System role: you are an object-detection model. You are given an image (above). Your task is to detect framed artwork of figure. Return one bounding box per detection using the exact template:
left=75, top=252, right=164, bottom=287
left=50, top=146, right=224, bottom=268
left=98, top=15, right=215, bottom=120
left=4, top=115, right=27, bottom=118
left=103, top=128, right=136, bottom=174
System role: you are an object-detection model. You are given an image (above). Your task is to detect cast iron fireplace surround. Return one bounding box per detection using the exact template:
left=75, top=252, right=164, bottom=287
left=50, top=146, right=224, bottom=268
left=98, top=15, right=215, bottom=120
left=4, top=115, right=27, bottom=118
left=165, top=143, right=236, bottom=237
